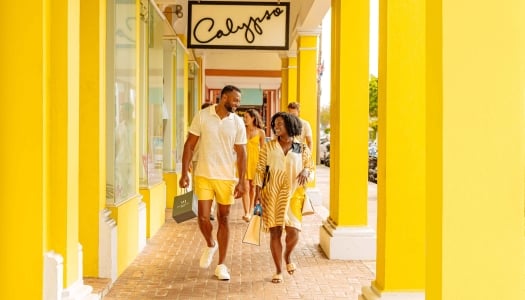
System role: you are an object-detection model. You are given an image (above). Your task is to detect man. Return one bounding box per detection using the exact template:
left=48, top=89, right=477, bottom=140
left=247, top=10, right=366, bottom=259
left=192, top=102, right=217, bottom=221
left=287, top=102, right=312, bottom=149
left=179, top=85, right=247, bottom=280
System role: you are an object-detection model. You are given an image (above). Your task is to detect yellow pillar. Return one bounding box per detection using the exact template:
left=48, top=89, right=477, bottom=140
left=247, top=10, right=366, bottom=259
left=297, top=35, right=319, bottom=164
left=284, top=54, right=298, bottom=112
left=361, top=0, right=426, bottom=298
left=280, top=56, right=289, bottom=109
left=426, top=1, right=525, bottom=299
left=0, top=1, right=46, bottom=298
left=320, top=0, right=374, bottom=260
left=48, top=0, right=83, bottom=290
left=79, top=0, right=106, bottom=277
left=165, top=36, right=190, bottom=208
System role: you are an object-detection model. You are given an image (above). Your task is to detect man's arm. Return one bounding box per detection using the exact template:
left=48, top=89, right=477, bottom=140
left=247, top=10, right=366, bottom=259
left=304, top=121, right=313, bottom=150
left=179, top=133, right=199, bottom=188
left=305, top=135, right=313, bottom=150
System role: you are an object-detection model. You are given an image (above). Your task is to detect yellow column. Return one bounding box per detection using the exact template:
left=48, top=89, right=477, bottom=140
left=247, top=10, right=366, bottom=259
left=285, top=54, right=298, bottom=111
left=48, top=0, right=83, bottom=290
left=361, top=0, right=426, bottom=298
left=0, top=1, right=46, bottom=298
left=79, top=0, right=106, bottom=277
left=426, top=1, right=525, bottom=299
left=320, top=0, right=374, bottom=260
left=280, top=56, right=289, bottom=109
left=297, top=34, right=319, bottom=171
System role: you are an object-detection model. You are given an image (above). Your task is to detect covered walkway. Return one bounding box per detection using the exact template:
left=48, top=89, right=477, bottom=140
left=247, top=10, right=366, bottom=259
left=99, top=165, right=376, bottom=299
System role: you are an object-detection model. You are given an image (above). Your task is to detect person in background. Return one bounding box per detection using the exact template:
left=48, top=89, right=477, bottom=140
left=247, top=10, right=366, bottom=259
left=287, top=102, right=312, bottom=150
left=241, top=109, right=266, bottom=222
left=254, top=112, right=312, bottom=284
left=192, top=102, right=216, bottom=220
left=179, top=85, right=247, bottom=281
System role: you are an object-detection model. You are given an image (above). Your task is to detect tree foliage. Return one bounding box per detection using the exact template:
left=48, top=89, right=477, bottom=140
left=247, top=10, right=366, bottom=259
left=319, top=105, right=331, bottom=129
left=316, top=76, right=378, bottom=139
left=369, top=75, right=378, bottom=117
left=369, top=75, right=378, bottom=140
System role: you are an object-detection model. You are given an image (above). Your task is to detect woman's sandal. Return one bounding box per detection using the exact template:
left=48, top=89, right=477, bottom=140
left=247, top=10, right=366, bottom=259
left=271, top=273, right=283, bottom=283
left=286, top=263, right=296, bottom=275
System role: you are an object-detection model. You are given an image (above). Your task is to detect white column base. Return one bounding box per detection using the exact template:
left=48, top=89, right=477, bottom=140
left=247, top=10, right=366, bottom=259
left=319, top=218, right=376, bottom=260
left=62, top=280, right=99, bottom=300
left=360, top=286, right=424, bottom=300
left=44, top=245, right=100, bottom=300
left=99, top=209, right=118, bottom=281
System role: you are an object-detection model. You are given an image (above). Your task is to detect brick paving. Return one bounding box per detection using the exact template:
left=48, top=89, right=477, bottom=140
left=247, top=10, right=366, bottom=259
left=102, top=165, right=375, bottom=300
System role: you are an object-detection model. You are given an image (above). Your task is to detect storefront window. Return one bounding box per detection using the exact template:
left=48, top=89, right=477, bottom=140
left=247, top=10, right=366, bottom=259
left=106, top=0, right=138, bottom=204
left=139, top=1, right=164, bottom=187
left=188, top=61, right=200, bottom=119
left=174, top=42, right=185, bottom=165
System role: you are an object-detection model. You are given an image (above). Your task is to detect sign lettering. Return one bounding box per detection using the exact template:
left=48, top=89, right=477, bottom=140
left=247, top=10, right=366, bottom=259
left=188, top=1, right=290, bottom=50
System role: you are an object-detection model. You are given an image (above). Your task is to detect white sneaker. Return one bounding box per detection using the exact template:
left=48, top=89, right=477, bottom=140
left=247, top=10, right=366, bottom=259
left=214, top=264, right=230, bottom=280
left=199, top=241, right=218, bottom=268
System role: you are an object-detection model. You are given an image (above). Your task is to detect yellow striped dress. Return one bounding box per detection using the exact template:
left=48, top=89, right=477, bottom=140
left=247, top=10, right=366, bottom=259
left=254, top=139, right=312, bottom=231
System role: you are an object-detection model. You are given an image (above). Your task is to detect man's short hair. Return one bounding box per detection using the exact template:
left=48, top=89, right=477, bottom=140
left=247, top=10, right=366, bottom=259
left=221, top=85, right=241, bottom=96
left=287, top=102, right=300, bottom=111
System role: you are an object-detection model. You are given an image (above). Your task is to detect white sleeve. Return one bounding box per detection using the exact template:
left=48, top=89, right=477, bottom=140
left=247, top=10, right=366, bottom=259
left=303, top=120, right=313, bottom=137
left=235, top=116, right=247, bottom=144
left=188, top=110, right=201, bottom=136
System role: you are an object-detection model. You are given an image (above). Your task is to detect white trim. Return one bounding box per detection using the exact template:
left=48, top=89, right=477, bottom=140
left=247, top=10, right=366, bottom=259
left=44, top=246, right=100, bottom=300
left=319, top=218, right=377, bottom=260
left=360, top=286, right=424, bottom=300
left=99, top=209, right=117, bottom=281
left=44, top=251, right=63, bottom=300
left=298, top=47, right=318, bottom=51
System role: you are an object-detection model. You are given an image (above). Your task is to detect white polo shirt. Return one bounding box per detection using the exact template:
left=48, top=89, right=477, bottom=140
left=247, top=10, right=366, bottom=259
left=299, top=118, right=312, bottom=144
left=189, top=105, right=247, bottom=180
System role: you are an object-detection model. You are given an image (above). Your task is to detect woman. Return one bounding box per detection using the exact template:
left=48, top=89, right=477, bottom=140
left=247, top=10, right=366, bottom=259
left=242, top=109, right=266, bottom=222
left=254, top=112, right=312, bottom=283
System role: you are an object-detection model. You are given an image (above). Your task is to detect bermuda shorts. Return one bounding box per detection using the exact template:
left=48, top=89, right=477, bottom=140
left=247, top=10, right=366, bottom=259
left=194, top=176, right=236, bottom=205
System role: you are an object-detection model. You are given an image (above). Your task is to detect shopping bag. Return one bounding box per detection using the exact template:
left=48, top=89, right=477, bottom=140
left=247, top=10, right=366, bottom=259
left=172, top=189, right=198, bottom=223
left=301, top=193, right=315, bottom=216
left=242, top=204, right=262, bottom=246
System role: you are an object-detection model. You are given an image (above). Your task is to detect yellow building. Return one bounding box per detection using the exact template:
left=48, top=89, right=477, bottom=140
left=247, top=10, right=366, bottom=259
left=1, top=0, right=523, bottom=299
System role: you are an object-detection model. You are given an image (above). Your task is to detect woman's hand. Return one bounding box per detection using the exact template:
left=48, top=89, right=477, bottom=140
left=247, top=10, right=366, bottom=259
left=297, top=169, right=310, bottom=186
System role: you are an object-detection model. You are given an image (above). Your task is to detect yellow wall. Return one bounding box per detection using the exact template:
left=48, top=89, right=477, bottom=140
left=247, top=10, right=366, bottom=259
left=426, top=1, right=525, bottom=299
left=164, top=172, right=183, bottom=208
left=109, top=197, right=140, bottom=276
left=139, top=182, right=166, bottom=238
left=0, top=1, right=46, bottom=298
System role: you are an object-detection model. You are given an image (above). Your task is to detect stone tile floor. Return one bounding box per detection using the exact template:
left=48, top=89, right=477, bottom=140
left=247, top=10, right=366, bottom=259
left=98, top=165, right=375, bottom=299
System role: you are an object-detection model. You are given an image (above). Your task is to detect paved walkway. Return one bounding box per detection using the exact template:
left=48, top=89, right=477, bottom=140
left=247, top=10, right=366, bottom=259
left=102, top=165, right=376, bottom=299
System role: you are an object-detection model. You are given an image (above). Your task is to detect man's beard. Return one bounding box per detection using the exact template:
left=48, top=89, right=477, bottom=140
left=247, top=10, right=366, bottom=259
left=225, top=103, right=235, bottom=113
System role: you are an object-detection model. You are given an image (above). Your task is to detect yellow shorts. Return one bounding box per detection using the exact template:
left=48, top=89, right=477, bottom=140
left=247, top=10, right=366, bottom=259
left=194, top=176, right=236, bottom=205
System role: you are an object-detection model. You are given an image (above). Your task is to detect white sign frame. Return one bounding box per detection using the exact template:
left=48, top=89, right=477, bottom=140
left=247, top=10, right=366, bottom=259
left=187, top=1, right=290, bottom=50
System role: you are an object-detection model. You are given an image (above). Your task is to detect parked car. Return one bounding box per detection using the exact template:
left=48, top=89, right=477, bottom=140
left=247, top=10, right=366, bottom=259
left=368, top=141, right=377, bottom=183
left=320, top=140, right=330, bottom=165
